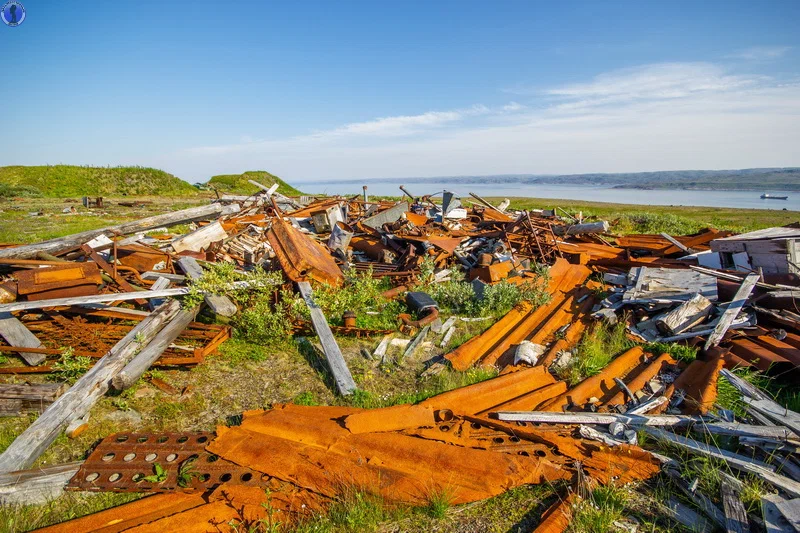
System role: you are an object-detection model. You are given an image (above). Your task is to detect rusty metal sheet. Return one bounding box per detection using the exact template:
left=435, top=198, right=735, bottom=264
left=207, top=404, right=569, bottom=506
left=533, top=495, right=576, bottom=533
left=68, top=432, right=264, bottom=493
left=116, top=244, right=171, bottom=273
left=266, top=217, right=344, bottom=286
left=15, top=263, right=102, bottom=299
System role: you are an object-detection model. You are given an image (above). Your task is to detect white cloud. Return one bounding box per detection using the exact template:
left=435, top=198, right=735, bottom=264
left=157, top=61, right=800, bottom=181
left=728, top=46, right=792, bottom=61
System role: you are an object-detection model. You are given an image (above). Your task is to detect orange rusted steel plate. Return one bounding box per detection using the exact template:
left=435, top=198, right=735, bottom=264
left=750, top=335, right=800, bottom=366
left=34, top=492, right=208, bottom=533
left=344, top=404, right=436, bottom=434
left=481, top=381, right=568, bottom=413
left=601, top=353, right=677, bottom=408
left=207, top=404, right=569, bottom=505
left=265, top=217, right=344, bottom=286
left=15, top=262, right=102, bottom=300
left=116, top=244, right=171, bottom=273
left=532, top=494, right=576, bottom=533
left=404, top=211, right=428, bottom=226
left=538, top=296, right=595, bottom=369
left=421, top=366, right=557, bottom=415
left=468, top=261, right=514, bottom=283
left=286, top=198, right=343, bottom=219
left=539, top=346, right=646, bottom=412
left=656, top=356, right=724, bottom=415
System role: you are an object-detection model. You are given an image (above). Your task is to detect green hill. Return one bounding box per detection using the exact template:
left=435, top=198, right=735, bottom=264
left=208, top=171, right=302, bottom=196
left=0, top=165, right=199, bottom=197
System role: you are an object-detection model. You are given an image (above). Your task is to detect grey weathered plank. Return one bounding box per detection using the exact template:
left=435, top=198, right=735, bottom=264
left=0, top=461, right=82, bottom=505
left=721, top=477, right=751, bottom=533
left=704, top=273, right=759, bottom=350
left=664, top=468, right=727, bottom=529
left=148, top=276, right=171, bottom=310
left=297, top=281, right=356, bottom=396
left=0, top=383, right=67, bottom=417
left=0, top=300, right=181, bottom=473
left=402, top=326, right=430, bottom=360
left=0, top=312, right=45, bottom=365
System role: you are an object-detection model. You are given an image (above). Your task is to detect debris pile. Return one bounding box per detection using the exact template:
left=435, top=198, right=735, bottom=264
left=0, top=183, right=797, bottom=531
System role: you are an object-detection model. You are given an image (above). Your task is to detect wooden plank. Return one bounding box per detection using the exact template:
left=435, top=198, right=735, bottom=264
left=297, top=281, right=356, bottom=396
left=646, top=428, right=800, bottom=497
left=664, top=468, right=727, bottom=529
left=111, top=306, right=199, bottom=391
left=761, top=494, right=798, bottom=533
left=721, top=477, right=751, bottom=533
left=0, top=203, right=238, bottom=260
left=402, top=326, right=430, bottom=360
left=0, top=383, right=67, bottom=416
left=171, top=221, right=228, bottom=253
left=176, top=257, right=238, bottom=317
left=148, top=276, right=171, bottom=310
left=0, top=461, right=82, bottom=505
left=0, top=300, right=181, bottom=473
left=661, top=497, right=716, bottom=533
left=0, top=312, right=46, bottom=366
left=704, top=273, right=759, bottom=350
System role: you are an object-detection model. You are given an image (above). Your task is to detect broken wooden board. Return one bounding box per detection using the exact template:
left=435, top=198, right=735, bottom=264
left=172, top=221, right=228, bottom=254
left=297, top=281, right=356, bottom=396
left=0, top=312, right=46, bottom=366
left=0, top=382, right=67, bottom=416
left=624, top=267, right=718, bottom=304
left=704, top=273, right=759, bottom=350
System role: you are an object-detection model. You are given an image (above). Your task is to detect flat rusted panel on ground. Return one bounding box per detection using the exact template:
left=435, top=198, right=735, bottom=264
left=266, top=217, right=344, bottom=286
left=15, top=262, right=102, bottom=297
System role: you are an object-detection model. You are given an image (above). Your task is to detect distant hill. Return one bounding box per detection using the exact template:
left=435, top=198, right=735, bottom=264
left=208, top=171, right=302, bottom=196
left=330, top=167, right=800, bottom=191
left=0, top=165, right=199, bottom=197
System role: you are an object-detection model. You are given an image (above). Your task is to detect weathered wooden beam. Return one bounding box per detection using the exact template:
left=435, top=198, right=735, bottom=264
left=111, top=305, right=199, bottom=391
left=297, top=281, right=356, bottom=396
left=493, top=411, right=710, bottom=426
left=552, top=221, right=610, bottom=236
left=655, top=293, right=713, bottom=335
left=0, top=312, right=46, bottom=365
left=176, top=257, right=237, bottom=317
left=704, top=273, right=759, bottom=350
left=761, top=494, right=800, bottom=533
left=0, top=203, right=238, bottom=260
left=0, top=461, right=82, bottom=505
left=0, top=300, right=181, bottom=473
left=646, top=428, right=800, bottom=498
left=0, top=383, right=67, bottom=417
left=661, top=497, right=716, bottom=533
left=664, top=468, right=727, bottom=529
left=660, top=232, right=692, bottom=254
left=721, top=476, right=751, bottom=533
left=402, top=325, right=430, bottom=360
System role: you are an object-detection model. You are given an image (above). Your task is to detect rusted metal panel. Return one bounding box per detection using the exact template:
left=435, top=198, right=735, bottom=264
left=266, top=217, right=344, bottom=286
left=15, top=263, right=102, bottom=300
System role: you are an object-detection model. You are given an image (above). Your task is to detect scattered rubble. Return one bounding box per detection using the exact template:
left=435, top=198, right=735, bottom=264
left=0, top=184, right=797, bottom=531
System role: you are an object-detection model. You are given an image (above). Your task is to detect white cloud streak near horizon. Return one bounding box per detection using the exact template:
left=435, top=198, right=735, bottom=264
left=156, top=60, right=800, bottom=182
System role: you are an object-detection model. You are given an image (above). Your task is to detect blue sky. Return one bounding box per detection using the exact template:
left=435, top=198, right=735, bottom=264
left=2, top=0, right=799, bottom=183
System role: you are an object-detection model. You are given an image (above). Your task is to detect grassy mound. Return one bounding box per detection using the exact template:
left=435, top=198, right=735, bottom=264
left=207, top=170, right=302, bottom=196
left=0, top=165, right=199, bottom=198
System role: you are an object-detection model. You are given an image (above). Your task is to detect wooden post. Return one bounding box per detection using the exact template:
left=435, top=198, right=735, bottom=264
left=111, top=305, right=199, bottom=391
left=0, top=203, right=237, bottom=260
left=0, top=300, right=181, bottom=473
left=0, top=312, right=46, bottom=366
left=297, top=281, right=356, bottom=396
left=704, top=274, right=759, bottom=350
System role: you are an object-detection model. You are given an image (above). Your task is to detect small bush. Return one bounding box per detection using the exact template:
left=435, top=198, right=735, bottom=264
left=48, top=347, right=91, bottom=385
left=311, top=268, right=403, bottom=330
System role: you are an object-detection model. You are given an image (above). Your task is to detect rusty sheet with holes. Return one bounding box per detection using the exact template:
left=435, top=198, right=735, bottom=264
left=206, top=404, right=570, bottom=505
left=67, top=432, right=263, bottom=493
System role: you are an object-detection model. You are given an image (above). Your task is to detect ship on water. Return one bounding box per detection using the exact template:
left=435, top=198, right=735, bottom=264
left=761, top=193, right=789, bottom=200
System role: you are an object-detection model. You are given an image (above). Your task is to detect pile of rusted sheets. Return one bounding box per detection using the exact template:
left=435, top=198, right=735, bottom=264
left=0, top=184, right=798, bottom=531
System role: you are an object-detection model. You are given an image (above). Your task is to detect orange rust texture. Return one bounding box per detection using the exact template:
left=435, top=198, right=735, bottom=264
left=35, top=493, right=208, bottom=533
left=265, top=216, right=344, bottom=286
left=479, top=381, right=568, bottom=413
left=601, top=353, right=677, bottom=408
left=404, top=211, right=428, bottom=226
left=445, top=259, right=591, bottom=371
left=654, top=356, right=724, bottom=415
left=207, top=404, right=569, bottom=506
left=538, top=296, right=595, bottom=369
left=343, top=366, right=555, bottom=434
left=539, top=346, right=646, bottom=412
left=532, top=495, right=576, bottom=533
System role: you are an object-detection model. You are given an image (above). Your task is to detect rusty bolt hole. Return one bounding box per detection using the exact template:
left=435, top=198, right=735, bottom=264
left=241, top=473, right=253, bottom=482
left=85, top=472, right=100, bottom=482
left=101, top=453, right=115, bottom=462
left=493, top=437, right=505, bottom=444
left=220, top=473, right=232, bottom=482
left=108, top=473, right=122, bottom=483
left=197, top=436, right=208, bottom=443
left=518, top=451, right=530, bottom=457
left=132, top=473, right=144, bottom=482
left=439, top=425, right=451, bottom=432
left=535, top=450, right=546, bottom=457
left=470, top=423, right=482, bottom=430
left=145, top=453, right=158, bottom=462
left=116, top=435, right=129, bottom=443
left=177, top=436, right=189, bottom=443
left=137, top=436, right=148, bottom=443
left=157, top=436, right=169, bottom=443
left=206, top=454, right=219, bottom=463
left=166, top=453, right=178, bottom=462
left=123, top=453, right=136, bottom=462
left=509, top=436, right=521, bottom=443
left=199, top=474, right=211, bottom=482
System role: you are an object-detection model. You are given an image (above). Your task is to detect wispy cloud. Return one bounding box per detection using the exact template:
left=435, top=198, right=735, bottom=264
left=728, top=46, right=792, bottom=61
left=162, top=61, right=800, bottom=180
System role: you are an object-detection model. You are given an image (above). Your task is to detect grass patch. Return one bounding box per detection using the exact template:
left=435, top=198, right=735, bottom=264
left=642, top=341, right=697, bottom=363
left=569, top=485, right=629, bottom=533
left=48, top=347, right=91, bottom=385
left=556, top=321, right=634, bottom=385
left=0, top=492, right=141, bottom=533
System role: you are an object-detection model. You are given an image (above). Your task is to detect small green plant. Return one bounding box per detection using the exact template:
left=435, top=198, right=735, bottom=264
left=142, top=463, right=168, bottom=484
left=556, top=321, right=634, bottom=385
left=177, top=457, right=200, bottom=488
left=49, top=347, right=92, bottom=385
left=293, top=391, right=318, bottom=406
left=111, top=398, right=130, bottom=411
left=183, top=263, right=284, bottom=309
left=643, top=341, right=697, bottom=363
left=424, top=488, right=453, bottom=519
